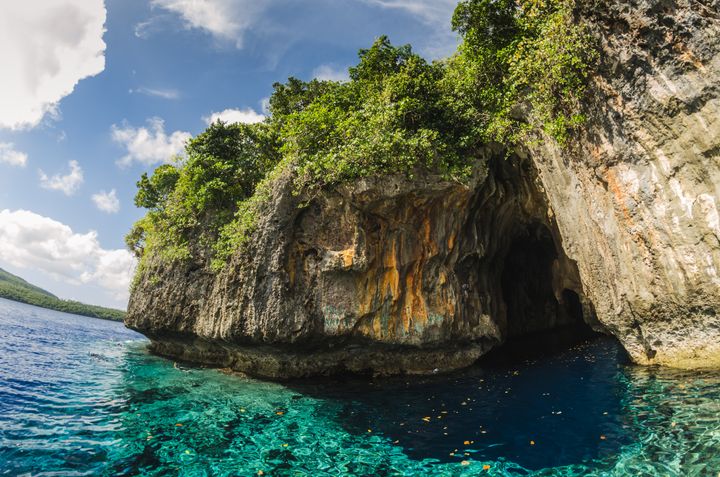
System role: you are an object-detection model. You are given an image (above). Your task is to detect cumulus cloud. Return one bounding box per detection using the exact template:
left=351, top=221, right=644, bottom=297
left=362, top=0, right=459, bottom=57
left=0, top=209, right=135, bottom=302
left=0, top=143, right=28, bottom=167
left=203, top=108, right=265, bottom=125
left=145, top=0, right=457, bottom=59
left=39, top=160, right=84, bottom=196
left=0, top=0, right=106, bottom=130
left=129, top=87, right=180, bottom=100
left=312, top=64, right=350, bottom=82
left=111, top=117, right=191, bottom=167
left=361, top=0, right=456, bottom=24
left=92, top=189, right=120, bottom=214
left=150, top=0, right=267, bottom=48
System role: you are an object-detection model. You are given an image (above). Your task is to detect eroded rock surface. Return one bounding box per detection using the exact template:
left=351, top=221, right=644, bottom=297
left=530, top=0, right=720, bottom=368
left=127, top=0, right=720, bottom=377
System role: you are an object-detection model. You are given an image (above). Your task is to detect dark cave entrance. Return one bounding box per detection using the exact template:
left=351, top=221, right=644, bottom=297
left=488, top=222, right=598, bottom=363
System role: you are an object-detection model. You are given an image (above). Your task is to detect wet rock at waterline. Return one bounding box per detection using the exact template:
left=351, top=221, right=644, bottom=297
left=126, top=1, right=720, bottom=378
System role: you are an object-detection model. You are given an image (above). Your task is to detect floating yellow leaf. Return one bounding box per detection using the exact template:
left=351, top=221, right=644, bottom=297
left=422, top=416, right=431, bottom=422
left=600, top=435, right=606, bottom=440
left=461, top=460, right=470, bottom=466
left=276, top=412, right=284, bottom=416
left=463, top=440, right=470, bottom=445
left=483, top=464, right=491, bottom=471
left=175, top=423, right=183, bottom=427
left=530, top=440, right=535, bottom=445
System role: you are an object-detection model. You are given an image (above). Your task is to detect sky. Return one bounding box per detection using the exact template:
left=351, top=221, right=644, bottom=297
left=0, top=0, right=459, bottom=310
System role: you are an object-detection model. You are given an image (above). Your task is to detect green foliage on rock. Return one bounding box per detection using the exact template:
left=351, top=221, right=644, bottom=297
left=127, top=0, right=596, bottom=275
left=449, top=0, right=597, bottom=145
left=126, top=122, right=280, bottom=268
left=282, top=36, right=476, bottom=189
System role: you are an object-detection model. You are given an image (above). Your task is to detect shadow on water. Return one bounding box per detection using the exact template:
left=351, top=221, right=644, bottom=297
left=287, top=332, right=633, bottom=471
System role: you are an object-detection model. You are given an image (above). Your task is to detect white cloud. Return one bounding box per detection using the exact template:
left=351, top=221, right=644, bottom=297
left=260, top=97, right=271, bottom=115
left=0, top=209, right=136, bottom=303
left=203, top=108, right=265, bottom=125
left=145, top=0, right=457, bottom=60
left=111, top=117, right=191, bottom=167
left=0, top=0, right=106, bottom=130
left=361, top=0, right=456, bottom=23
left=129, top=87, right=180, bottom=100
left=0, top=143, right=28, bottom=167
left=362, top=0, right=459, bottom=57
left=39, top=160, right=84, bottom=196
left=92, top=189, right=120, bottom=214
left=150, top=0, right=266, bottom=48
left=312, top=64, right=350, bottom=82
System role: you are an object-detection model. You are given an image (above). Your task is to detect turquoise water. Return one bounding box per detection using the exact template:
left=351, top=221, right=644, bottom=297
left=1, top=297, right=720, bottom=476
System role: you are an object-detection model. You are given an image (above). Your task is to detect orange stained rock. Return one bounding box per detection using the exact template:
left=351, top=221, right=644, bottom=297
left=401, top=262, right=429, bottom=333
left=447, top=231, right=456, bottom=250
left=604, top=167, right=658, bottom=253
left=673, top=41, right=705, bottom=70
left=287, top=252, right=296, bottom=286
left=340, top=248, right=354, bottom=268
left=381, top=237, right=400, bottom=298
left=421, top=214, right=439, bottom=255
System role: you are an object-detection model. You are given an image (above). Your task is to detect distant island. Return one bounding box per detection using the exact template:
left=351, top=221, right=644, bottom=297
left=0, top=267, right=125, bottom=321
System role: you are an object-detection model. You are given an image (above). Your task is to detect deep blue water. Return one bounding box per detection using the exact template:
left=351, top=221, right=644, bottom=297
left=1, top=297, right=720, bottom=476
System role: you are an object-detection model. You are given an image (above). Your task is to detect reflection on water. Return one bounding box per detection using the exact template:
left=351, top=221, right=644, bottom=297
left=1, top=297, right=719, bottom=476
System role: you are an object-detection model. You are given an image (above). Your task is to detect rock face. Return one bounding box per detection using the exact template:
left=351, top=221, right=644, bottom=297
left=532, top=0, right=720, bottom=368
left=126, top=0, right=720, bottom=378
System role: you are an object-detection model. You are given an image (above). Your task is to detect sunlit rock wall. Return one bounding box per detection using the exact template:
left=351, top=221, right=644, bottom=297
left=126, top=0, right=720, bottom=376
left=531, top=0, right=720, bottom=368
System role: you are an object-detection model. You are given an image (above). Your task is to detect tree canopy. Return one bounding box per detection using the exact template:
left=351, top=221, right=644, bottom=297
left=127, top=0, right=596, bottom=277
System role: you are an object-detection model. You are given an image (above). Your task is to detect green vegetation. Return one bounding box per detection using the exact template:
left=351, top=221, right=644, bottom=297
left=449, top=0, right=597, bottom=146
left=0, top=268, right=125, bottom=321
left=128, top=0, right=596, bottom=276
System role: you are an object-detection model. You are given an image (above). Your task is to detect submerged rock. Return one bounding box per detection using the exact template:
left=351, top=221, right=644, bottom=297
left=126, top=0, right=720, bottom=378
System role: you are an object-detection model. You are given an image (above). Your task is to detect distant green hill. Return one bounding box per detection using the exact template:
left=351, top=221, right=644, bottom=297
left=0, top=267, right=125, bottom=321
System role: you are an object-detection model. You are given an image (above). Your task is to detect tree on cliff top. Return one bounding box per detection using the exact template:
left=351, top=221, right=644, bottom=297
left=127, top=0, right=596, bottom=277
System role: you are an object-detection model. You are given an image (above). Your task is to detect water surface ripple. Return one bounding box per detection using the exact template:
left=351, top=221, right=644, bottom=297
left=1, top=297, right=719, bottom=476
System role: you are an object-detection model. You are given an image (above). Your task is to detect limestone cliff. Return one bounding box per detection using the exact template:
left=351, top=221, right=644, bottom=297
left=126, top=0, right=720, bottom=378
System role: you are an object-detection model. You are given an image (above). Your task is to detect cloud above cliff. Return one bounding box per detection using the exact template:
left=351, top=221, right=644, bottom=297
left=0, top=209, right=135, bottom=302
left=149, top=0, right=266, bottom=48
left=361, top=0, right=459, bottom=57
left=146, top=0, right=457, bottom=58
left=203, top=108, right=265, bottom=125
left=312, top=64, right=350, bottom=82
left=0, top=0, right=106, bottom=129
left=129, top=87, right=180, bottom=100
left=112, top=118, right=191, bottom=166
left=92, top=189, right=120, bottom=214
left=0, top=143, right=28, bottom=167
left=39, top=160, right=84, bottom=196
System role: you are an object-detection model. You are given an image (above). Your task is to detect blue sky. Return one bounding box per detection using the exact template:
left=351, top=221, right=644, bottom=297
left=0, top=0, right=458, bottom=309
